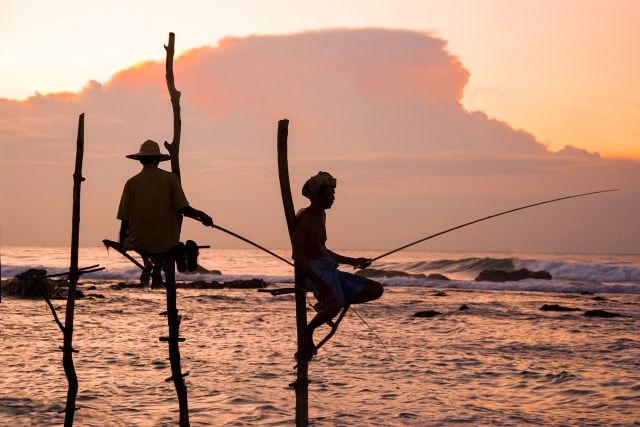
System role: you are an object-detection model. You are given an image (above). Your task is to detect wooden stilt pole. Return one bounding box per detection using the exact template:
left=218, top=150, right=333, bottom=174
left=162, top=32, right=190, bottom=427
left=164, top=31, right=182, bottom=183
left=62, top=112, right=85, bottom=426
left=161, top=255, right=190, bottom=426
left=277, top=119, right=310, bottom=427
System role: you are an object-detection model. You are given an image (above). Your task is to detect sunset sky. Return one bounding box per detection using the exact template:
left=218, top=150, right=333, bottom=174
left=1, top=0, right=638, bottom=254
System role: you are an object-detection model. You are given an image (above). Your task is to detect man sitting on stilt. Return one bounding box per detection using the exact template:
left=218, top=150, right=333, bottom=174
left=116, top=140, right=213, bottom=285
left=292, top=171, right=384, bottom=356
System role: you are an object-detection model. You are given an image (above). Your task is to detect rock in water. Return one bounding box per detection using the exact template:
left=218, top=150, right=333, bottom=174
left=2, top=269, right=55, bottom=298
left=414, top=310, right=442, bottom=318
left=583, top=309, right=622, bottom=318
left=475, top=268, right=552, bottom=282
left=540, top=304, right=580, bottom=312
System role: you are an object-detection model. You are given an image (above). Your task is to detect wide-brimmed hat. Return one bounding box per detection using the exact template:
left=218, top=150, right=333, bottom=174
left=126, top=140, right=171, bottom=161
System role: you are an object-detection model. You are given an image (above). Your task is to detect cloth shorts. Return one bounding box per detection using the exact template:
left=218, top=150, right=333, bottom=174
left=304, top=256, right=368, bottom=307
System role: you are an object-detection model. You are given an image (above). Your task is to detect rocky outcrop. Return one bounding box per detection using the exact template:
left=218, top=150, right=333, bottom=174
left=180, top=278, right=268, bottom=289
left=357, top=269, right=450, bottom=281
left=182, top=265, right=222, bottom=275
left=427, top=273, right=450, bottom=281
left=111, top=278, right=269, bottom=290
left=2, top=269, right=86, bottom=299
left=2, top=269, right=56, bottom=298
left=475, top=268, right=552, bottom=282
left=583, top=309, right=622, bottom=318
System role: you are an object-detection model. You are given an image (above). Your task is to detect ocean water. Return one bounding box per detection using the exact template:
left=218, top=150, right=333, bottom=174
left=1, top=246, right=639, bottom=426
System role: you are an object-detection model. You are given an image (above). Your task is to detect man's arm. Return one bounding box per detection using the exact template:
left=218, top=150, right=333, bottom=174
left=327, top=249, right=371, bottom=269
left=179, top=205, right=214, bottom=227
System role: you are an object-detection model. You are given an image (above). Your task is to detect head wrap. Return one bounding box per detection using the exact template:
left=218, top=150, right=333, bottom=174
left=302, top=171, right=337, bottom=199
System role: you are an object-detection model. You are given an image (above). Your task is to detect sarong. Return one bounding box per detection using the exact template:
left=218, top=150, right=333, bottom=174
left=305, top=256, right=368, bottom=307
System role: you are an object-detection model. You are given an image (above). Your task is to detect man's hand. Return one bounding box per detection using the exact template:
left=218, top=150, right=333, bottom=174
left=192, top=209, right=213, bottom=227
left=352, top=257, right=372, bottom=269
left=200, top=214, right=214, bottom=227
left=179, top=206, right=214, bottom=227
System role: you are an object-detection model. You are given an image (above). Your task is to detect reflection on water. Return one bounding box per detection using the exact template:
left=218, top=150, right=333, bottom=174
left=1, top=283, right=639, bottom=426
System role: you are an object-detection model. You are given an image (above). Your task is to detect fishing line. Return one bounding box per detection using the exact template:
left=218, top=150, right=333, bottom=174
left=213, top=214, right=516, bottom=413
left=211, top=224, right=392, bottom=359
left=368, top=188, right=619, bottom=265
left=256, top=190, right=624, bottom=412
left=212, top=223, right=392, bottom=362
left=349, top=306, right=399, bottom=371
left=212, top=189, right=619, bottom=371
left=302, top=292, right=394, bottom=365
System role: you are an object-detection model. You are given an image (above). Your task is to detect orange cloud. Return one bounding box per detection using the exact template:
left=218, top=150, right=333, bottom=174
left=105, top=61, right=166, bottom=91
left=1, top=29, right=638, bottom=253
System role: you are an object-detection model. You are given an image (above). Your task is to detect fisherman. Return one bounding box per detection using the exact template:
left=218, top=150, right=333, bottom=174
left=292, top=171, right=384, bottom=354
left=117, top=140, right=214, bottom=285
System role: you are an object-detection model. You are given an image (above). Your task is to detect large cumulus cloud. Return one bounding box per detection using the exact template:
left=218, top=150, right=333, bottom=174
left=1, top=29, right=637, bottom=253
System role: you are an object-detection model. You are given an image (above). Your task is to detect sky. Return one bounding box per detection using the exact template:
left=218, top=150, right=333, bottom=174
left=1, top=0, right=639, bottom=254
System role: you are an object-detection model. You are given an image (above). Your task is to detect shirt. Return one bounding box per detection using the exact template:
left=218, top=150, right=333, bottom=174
left=117, top=164, right=189, bottom=254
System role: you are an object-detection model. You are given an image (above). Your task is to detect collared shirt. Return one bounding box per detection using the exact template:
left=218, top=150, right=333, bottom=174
left=117, top=164, right=189, bottom=254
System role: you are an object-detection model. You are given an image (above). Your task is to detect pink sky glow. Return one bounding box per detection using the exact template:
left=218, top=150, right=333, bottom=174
left=1, top=28, right=638, bottom=254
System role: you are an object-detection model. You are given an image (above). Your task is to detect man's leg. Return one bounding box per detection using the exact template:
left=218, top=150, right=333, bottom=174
left=140, top=259, right=153, bottom=287
left=350, top=279, right=384, bottom=304
left=306, top=299, right=341, bottom=354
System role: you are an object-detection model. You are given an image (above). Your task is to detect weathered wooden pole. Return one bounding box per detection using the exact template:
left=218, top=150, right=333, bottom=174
left=62, top=112, right=85, bottom=426
left=164, top=31, right=182, bottom=182
left=160, top=256, right=190, bottom=427
left=162, top=31, right=190, bottom=427
left=277, top=119, right=310, bottom=426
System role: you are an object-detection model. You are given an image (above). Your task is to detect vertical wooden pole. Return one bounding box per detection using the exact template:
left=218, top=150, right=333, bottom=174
left=63, top=112, right=84, bottom=426
left=277, top=119, right=309, bottom=426
left=162, top=257, right=190, bottom=427
left=164, top=31, right=182, bottom=182
left=162, top=32, right=190, bottom=426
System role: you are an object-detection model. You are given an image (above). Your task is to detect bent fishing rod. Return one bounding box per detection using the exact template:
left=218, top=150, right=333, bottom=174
left=367, top=188, right=619, bottom=265
left=211, top=224, right=294, bottom=267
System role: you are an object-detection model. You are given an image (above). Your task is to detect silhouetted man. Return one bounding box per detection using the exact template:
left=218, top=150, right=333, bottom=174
left=117, top=140, right=213, bottom=284
left=292, top=171, right=383, bottom=354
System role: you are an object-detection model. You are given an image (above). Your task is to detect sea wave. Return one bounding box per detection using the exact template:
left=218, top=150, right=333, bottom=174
left=373, top=276, right=640, bottom=295
left=2, top=247, right=639, bottom=295
left=517, top=258, right=640, bottom=283
left=375, top=255, right=640, bottom=283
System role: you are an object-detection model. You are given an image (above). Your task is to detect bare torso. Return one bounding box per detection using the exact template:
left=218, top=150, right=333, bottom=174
left=295, top=207, right=329, bottom=261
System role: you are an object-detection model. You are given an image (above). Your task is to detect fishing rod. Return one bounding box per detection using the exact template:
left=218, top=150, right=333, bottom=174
left=367, top=188, right=619, bottom=265
left=211, top=224, right=294, bottom=267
